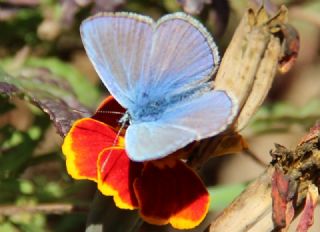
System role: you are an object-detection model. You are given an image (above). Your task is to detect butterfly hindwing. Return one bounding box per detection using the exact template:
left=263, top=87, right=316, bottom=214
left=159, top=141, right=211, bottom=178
left=125, top=90, right=236, bottom=161
left=125, top=122, right=195, bottom=162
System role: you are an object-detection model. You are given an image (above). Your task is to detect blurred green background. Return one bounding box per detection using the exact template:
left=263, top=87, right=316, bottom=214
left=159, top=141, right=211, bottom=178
left=0, top=0, right=320, bottom=231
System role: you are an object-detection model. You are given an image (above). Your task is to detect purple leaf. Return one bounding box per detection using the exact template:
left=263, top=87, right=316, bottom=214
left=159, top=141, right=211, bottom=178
left=0, top=68, right=91, bottom=137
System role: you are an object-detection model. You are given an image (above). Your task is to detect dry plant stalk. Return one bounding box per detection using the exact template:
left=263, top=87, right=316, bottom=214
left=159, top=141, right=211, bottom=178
left=190, top=5, right=310, bottom=232
left=200, top=6, right=319, bottom=231
left=190, top=5, right=296, bottom=169
left=214, top=5, right=287, bottom=131
left=210, top=122, right=320, bottom=232
left=210, top=167, right=274, bottom=232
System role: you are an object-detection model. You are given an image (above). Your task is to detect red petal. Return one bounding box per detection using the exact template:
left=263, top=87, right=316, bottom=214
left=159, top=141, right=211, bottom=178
left=62, top=118, right=121, bottom=181
left=134, top=160, right=209, bottom=229
left=92, top=96, right=125, bottom=129
left=296, top=184, right=318, bottom=232
left=271, top=167, right=296, bottom=229
left=97, top=148, right=143, bottom=210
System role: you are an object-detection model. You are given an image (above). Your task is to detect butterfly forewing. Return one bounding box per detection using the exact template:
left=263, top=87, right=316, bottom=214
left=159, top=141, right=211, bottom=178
left=80, top=13, right=154, bottom=108
left=144, top=14, right=219, bottom=98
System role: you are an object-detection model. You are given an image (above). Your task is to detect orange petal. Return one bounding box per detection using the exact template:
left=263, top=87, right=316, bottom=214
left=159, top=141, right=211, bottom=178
left=134, top=160, right=209, bottom=229
left=97, top=148, right=143, bottom=210
left=62, top=118, right=121, bottom=181
left=92, top=95, right=125, bottom=129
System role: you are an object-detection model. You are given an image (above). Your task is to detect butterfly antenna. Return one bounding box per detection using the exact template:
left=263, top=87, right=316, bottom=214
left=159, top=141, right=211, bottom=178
left=72, top=109, right=125, bottom=116
left=100, top=114, right=128, bottom=174
left=96, top=110, right=125, bottom=115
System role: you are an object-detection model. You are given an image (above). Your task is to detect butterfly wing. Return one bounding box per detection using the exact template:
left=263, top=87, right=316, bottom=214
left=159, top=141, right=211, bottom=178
left=126, top=122, right=196, bottom=162
left=80, top=12, right=154, bottom=107
left=134, top=13, right=220, bottom=103
left=80, top=12, right=219, bottom=108
left=125, top=90, right=237, bottom=161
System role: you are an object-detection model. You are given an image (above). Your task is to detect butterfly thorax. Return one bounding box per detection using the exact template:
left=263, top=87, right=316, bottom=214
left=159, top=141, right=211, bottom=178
left=128, top=83, right=213, bottom=124
left=128, top=97, right=167, bottom=123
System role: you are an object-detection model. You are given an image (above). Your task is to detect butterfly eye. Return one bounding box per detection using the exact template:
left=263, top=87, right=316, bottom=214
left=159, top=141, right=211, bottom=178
left=119, top=112, right=130, bottom=125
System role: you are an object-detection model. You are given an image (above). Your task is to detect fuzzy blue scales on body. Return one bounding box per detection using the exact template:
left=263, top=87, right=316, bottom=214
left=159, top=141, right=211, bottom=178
left=129, top=83, right=213, bottom=123
left=129, top=99, right=166, bottom=123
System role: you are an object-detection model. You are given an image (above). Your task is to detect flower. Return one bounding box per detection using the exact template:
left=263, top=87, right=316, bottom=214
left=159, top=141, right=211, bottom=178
left=62, top=96, right=210, bottom=229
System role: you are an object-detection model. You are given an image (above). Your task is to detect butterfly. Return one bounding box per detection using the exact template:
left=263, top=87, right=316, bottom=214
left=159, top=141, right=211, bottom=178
left=80, top=12, right=238, bottom=162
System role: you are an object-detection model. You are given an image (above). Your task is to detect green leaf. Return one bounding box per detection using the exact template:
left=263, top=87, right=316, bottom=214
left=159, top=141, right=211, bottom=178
left=0, top=222, right=17, bottom=232
left=0, top=179, right=21, bottom=203
left=54, top=214, right=87, bottom=232
left=19, top=180, right=34, bottom=195
left=0, top=8, right=41, bottom=47
left=208, top=183, right=246, bottom=211
left=86, top=191, right=142, bottom=232
left=0, top=132, right=35, bottom=179
left=32, top=177, right=65, bottom=202
left=249, top=100, right=320, bottom=134
left=24, top=57, right=100, bottom=107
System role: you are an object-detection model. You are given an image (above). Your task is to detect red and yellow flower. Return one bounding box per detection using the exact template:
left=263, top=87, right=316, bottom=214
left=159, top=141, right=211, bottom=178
left=62, top=96, right=210, bottom=229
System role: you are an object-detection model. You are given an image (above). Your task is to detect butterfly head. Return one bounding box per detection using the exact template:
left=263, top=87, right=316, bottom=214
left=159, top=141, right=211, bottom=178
left=119, top=111, right=132, bottom=125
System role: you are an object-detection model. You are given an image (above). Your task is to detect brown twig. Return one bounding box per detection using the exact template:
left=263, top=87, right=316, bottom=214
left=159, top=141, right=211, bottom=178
left=244, top=148, right=268, bottom=167
left=0, top=203, right=89, bottom=215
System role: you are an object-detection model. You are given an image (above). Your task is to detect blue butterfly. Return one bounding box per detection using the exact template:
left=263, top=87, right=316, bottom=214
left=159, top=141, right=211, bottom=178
left=80, top=12, right=238, bottom=162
